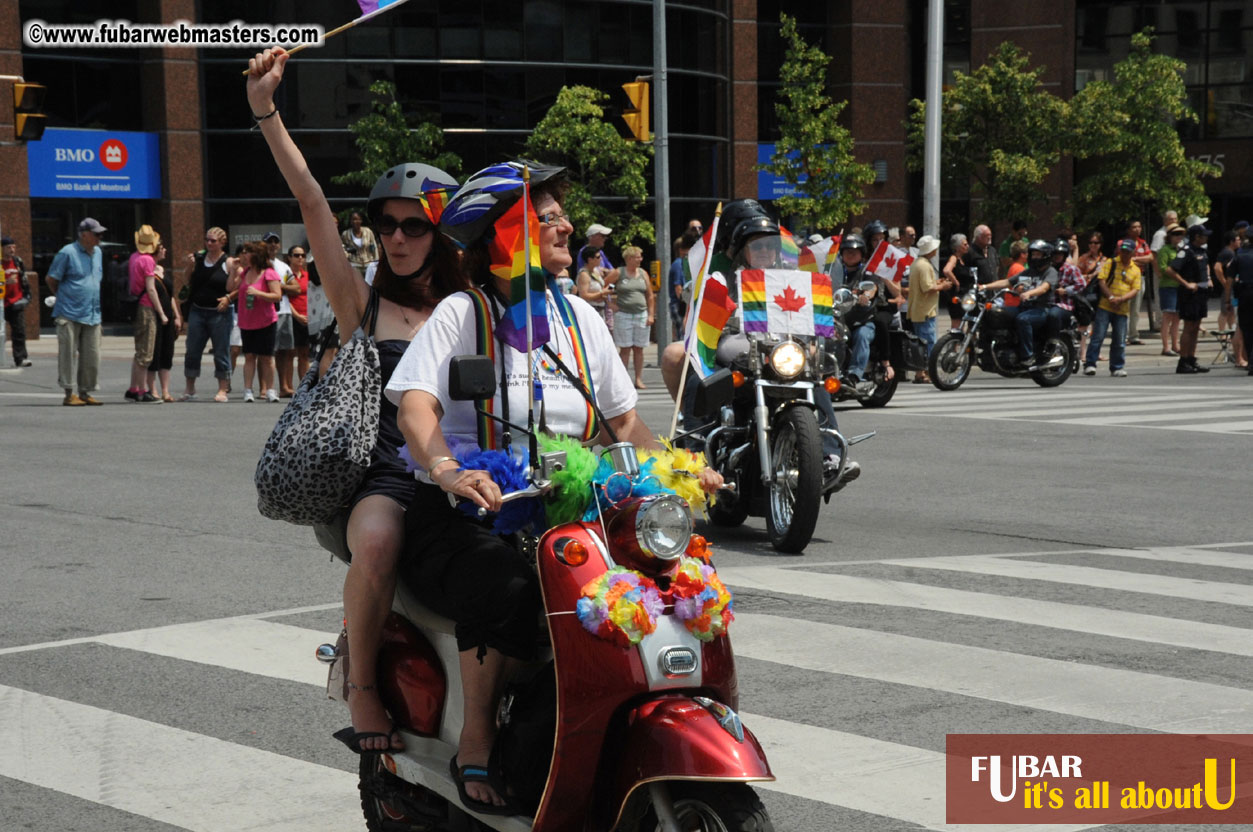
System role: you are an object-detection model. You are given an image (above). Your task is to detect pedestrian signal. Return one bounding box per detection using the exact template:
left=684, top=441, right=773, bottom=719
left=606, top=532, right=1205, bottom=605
left=621, top=81, right=650, bottom=142
left=13, top=82, right=46, bottom=142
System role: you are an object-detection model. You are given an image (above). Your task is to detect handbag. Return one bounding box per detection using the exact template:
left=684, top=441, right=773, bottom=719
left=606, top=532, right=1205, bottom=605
left=254, top=290, right=383, bottom=526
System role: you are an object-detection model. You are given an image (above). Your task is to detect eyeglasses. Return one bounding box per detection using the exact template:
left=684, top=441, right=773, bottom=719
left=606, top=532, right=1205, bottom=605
left=376, top=215, right=433, bottom=239
left=537, top=211, right=569, bottom=227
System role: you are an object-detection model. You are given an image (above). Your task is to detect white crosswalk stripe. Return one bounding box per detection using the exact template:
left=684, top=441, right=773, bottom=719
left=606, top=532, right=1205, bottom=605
left=883, top=384, right=1253, bottom=434
left=4, top=542, right=1253, bottom=831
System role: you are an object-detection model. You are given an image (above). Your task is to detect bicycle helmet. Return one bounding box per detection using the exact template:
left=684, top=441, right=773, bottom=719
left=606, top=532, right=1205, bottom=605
left=438, top=160, right=567, bottom=247
left=728, top=215, right=781, bottom=261
left=366, top=163, right=460, bottom=226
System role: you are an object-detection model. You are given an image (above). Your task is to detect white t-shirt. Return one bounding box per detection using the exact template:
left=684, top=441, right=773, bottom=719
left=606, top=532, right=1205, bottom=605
left=272, top=258, right=294, bottom=315
left=386, top=290, right=638, bottom=449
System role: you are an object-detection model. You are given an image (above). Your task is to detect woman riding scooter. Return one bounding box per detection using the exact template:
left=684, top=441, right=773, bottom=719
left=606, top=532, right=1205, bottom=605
left=387, top=161, right=722, bottom=814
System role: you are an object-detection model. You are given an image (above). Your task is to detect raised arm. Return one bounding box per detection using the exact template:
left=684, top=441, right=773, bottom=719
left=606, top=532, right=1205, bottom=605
left=246, top=48, right=364, bottom=335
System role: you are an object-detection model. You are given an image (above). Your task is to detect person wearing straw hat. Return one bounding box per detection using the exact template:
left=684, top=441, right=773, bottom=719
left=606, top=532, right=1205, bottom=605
left=127, top=224, right=167, bottom=402
left=906, top=235, right=951, bottom=383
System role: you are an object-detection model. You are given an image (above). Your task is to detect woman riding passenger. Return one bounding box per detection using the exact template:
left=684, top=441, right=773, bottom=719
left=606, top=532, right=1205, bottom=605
left=387, top=161, right=721, bottom=813
left=247, top=47, right=465, bottom=754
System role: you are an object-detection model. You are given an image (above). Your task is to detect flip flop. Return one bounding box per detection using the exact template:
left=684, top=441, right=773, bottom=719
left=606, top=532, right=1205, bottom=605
left=449, top=755, right=518, bottom=816
left=331, top=725, right=402, bottom=755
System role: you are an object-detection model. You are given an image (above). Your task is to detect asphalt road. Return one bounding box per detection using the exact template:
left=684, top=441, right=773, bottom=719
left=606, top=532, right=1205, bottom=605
left=2, top=333, right=1251, bottom=831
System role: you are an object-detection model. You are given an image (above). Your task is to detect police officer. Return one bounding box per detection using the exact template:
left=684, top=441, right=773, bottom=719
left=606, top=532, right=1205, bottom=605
left=1169, top=223, right=1213, bottom=374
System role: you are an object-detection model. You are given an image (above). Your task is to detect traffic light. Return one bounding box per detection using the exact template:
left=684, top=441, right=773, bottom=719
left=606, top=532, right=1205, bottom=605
left=621, top=80, right=650, bottom=142
left=13, top=82, right=46, bottom=142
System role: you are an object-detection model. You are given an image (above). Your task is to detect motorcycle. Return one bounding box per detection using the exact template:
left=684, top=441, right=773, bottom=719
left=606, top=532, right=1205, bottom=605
left=928, top=287, right=1077, bottom=390
left=692, top=276, right=874, bottom=554
left=317, top=356, right=775, bottom=832
left=824, top=283, right=929, bottom=408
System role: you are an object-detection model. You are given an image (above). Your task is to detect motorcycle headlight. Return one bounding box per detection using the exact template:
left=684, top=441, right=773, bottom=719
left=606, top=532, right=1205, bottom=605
left=636, top=495, right=693, bottom=560
left=960, top=290, right=977, bottom=312
left=769, top=341, right=806, bottom=379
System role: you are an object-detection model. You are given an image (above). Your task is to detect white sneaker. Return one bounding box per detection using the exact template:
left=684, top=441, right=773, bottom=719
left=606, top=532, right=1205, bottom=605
left=1082, top=366, right=1096, bottom=376
left=1111, top=368, right=1128, bottom=377
left=243, top=389, right=255, bottom=402
left=265, top=388, right=280, bottom=403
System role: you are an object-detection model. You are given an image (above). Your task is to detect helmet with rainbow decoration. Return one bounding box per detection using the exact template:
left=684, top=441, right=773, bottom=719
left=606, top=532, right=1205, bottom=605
left=438, top=160, right=567, bottom=247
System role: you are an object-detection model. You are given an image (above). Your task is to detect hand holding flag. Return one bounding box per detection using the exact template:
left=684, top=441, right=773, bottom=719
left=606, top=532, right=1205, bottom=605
left=865, top=240, right=915, bottom=283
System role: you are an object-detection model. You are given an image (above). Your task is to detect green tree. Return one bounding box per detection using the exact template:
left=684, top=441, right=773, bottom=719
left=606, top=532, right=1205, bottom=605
left=330, top=80, right=461, bottom=191
left=523, top=85, right=654, bottom=246
left=1067, top=28, right=1219, bottom=229
left=760, top=14, right=874, bottom=229
left=906, top=42, right=1068, bottom=223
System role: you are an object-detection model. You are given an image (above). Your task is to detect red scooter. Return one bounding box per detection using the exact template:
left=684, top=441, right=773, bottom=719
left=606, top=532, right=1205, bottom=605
left=317, top=360, right=774, bottom=831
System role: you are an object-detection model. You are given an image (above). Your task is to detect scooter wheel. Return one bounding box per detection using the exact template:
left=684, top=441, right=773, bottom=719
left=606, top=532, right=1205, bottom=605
left=632, top=783, right=774, bottom=832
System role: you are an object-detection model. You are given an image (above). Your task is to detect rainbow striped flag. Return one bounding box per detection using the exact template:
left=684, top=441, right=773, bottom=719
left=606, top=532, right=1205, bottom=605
left=799, top=235, right=839, bottom=273
left=685, top=274, right=737, bottom=378
left=779, top=226, right=800, bottom=268
left=488, top=189, right=548, bottom=352
left=813, top=271, right=834, bottom=337
left=357, top=0, right=402, bottom=14
left=740, top=269, right=769, bottom=334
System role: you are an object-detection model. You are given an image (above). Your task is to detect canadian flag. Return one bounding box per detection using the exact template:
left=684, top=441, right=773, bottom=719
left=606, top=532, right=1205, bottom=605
left=864, top=241, right=915, bottom=283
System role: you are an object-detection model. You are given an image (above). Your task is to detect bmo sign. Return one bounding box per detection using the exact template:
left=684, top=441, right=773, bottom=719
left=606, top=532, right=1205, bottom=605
left=28, top=128, right=161, bottom=199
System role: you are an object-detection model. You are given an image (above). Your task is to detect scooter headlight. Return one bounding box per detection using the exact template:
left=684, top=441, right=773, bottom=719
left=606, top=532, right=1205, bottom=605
left=636, top=495, right=693, bottom=560
left=960, top=290, right=977, bottom=312
left=769, top=341, right=806, bottom=379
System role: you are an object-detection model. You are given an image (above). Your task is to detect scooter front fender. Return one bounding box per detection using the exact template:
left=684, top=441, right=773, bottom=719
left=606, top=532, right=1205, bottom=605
left=604, top=696, right=773, bottom=830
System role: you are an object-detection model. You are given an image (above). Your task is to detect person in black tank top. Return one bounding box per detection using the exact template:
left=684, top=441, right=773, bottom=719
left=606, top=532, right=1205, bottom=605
left=248, top=47, right=467, bottom=757
left=181, top=227, right=234, bottom=402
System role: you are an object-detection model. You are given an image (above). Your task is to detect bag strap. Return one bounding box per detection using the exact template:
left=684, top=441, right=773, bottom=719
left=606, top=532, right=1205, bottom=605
left=547, top=288, right=600, bottom=442
left=464, top=287, right=508, bottom=450
left=359, top=286, right=380, bottom=336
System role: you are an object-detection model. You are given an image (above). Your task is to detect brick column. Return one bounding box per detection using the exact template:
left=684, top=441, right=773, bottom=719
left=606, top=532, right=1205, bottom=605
left=831, top=1, right=912, bottom=228
left=730, top=0, right=758, bottom=199
left=970, top=0, right=1076, bottom=237
left=1, top=1, right=35, bottom=338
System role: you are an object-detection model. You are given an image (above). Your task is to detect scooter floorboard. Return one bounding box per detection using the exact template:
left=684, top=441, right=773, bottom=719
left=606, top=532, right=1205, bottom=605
left=387, top=732, right=533, bottom=831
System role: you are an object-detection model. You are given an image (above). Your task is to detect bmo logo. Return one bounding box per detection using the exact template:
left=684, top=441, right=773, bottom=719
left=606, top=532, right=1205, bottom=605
left=54, top=147, right=95, bottom=163
left=100, top=139, right=128, bottom=171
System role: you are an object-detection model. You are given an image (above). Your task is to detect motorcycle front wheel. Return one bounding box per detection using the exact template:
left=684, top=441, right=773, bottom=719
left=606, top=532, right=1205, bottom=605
left=858, top=371, right=899, bottom=407
left=637, top=783, right=774, bottom=832
left=929, top=332, right=972, bottom=390
left=766, top=406, right=823, bottom=554
left=1029, top=335, right=1074, bottom=387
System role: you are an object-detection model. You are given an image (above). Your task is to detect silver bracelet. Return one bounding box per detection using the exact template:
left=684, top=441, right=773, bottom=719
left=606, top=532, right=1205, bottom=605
left=426, top=455, right=458, bottom=475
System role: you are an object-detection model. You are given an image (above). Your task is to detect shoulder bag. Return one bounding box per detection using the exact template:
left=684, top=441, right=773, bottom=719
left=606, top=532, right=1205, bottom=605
left=255, top=289, right=383, bottom=526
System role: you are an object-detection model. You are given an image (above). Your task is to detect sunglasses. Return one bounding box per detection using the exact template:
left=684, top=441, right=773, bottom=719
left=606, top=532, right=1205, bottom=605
left=376, top=215, right=433, bottom=238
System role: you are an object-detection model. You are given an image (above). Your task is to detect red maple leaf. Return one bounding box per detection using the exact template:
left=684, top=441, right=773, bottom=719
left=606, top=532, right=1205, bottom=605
left=884, top=252, right=897, bottom=268
left=773, top=284, right=807, bottom=313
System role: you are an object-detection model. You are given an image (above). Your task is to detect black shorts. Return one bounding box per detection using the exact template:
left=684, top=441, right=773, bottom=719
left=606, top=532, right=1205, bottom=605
left=1178, top=291, right=1209, bottom=322
left=147, top=320, right=177, bottom=372
left=240, top=322, right=277, bottom=355
left=292, top=318, right=310, bottom=348
left=402, top=484, right=542, bottom=659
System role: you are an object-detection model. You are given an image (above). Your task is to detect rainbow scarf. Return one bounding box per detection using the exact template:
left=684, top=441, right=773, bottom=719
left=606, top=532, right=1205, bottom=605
left=488, top=188, right=549, bottom=353
left=464, top=287, right=501, bottom=450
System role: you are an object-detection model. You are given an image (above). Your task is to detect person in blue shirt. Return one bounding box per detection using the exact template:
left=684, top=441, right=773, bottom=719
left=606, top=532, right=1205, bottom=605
left=47, top=218, right=107, bottom=406
left=668, top=228, right=700, bottom=340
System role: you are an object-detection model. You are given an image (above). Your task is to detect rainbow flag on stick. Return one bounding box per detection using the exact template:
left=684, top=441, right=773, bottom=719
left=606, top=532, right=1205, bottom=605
left=779, top=226, right=800, bottom=268
left=488, top=189, right=549, bottom=352
left=357, top=0, right=404, bottom=15
left=686, top=274, right=738, bottom=378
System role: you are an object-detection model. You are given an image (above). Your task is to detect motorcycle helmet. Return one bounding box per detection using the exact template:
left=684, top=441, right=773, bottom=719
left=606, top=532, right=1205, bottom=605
left=1051, top=237, right=1070, bottom=259
left=863, top=219, right=887, bottom=240
left=728, top=214, right=780, bottom=262
left=714, top=198, right=770, bottom=254
left=439, top=160, right=566, bottom=247
left=839, top=233, right=867, bottom=253
left=1026, top=238, right=1054, bottom=269
left=367, top=163, right=460, bottom=226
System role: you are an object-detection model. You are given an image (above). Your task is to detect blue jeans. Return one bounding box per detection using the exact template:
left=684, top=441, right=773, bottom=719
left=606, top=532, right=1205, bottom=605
left=184, top=305, right=233, bottom=380
left=1085, top=307, right=1127, bottom=371
left=912, top=317, right=937, bottom=357
left=1016, top=306, right=1050, bottom=359
left=848, top=322, right=875, bottom=378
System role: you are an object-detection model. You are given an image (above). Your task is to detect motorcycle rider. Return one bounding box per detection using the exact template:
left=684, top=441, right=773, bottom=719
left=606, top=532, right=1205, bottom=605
left=978, top=239, right=1059, bottom=367
left=1168, top=222, right=1213, bottom=374
left=831, top=233, right=899, bottom=387
left=1049, top=236, right=1087, bottom=329
left=863, top=219, right=888, bottom=254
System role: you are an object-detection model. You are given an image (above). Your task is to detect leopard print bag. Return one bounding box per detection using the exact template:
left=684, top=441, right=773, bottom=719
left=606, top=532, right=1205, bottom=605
left=254, top=292, right=382, bottom=526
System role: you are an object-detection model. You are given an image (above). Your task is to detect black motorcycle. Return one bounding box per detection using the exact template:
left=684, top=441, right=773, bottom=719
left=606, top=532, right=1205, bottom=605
left=929, top=287, right=1077, bottom=390
left=825, top=284, right=929, bottom=407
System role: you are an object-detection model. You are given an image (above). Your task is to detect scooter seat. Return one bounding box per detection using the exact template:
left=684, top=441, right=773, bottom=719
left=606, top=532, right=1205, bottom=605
left=392, top=581, right=458, bottom=636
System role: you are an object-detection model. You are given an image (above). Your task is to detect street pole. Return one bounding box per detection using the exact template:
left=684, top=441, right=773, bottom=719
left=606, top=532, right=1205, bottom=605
left=922, top=0, right=944, bottom=240
left=653, top=0, right=671, bottom=365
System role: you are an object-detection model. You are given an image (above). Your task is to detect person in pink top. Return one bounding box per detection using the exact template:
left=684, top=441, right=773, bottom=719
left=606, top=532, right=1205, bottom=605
left=127, top=225, right=166, bottom=402
left=227, top=240, right=282, bottom=402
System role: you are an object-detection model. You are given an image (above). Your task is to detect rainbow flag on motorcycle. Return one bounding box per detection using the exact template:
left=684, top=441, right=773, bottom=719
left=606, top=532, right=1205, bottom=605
left=685, top=273, right=738, bottom=378
left=488, top=188, right=549, bottom=352
left=798, top=235, right=840, bottom=273
left=740, top=269, right=834, bottom=338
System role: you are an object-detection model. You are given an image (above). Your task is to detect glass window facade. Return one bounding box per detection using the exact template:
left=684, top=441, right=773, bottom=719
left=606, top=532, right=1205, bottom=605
left=195, top=0, right=731, bottom=237
left=1075, top=0, right=1252, bottom=139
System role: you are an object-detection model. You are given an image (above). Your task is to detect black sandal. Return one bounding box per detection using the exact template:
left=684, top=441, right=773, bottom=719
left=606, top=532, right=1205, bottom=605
left=331, top=725, right=402, bottom=754
left=449, top=755, right=519, bottom=816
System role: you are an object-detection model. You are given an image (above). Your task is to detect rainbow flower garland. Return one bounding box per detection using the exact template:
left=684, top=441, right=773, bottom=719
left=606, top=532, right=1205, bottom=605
left=670, top=557, right=735, bottom=641
left=575, top=568, right=664, bottom=646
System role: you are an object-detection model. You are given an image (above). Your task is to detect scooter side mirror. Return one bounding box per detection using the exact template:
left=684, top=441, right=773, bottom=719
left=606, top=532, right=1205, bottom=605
left=449, top=355, right=497, bottom=401
left=693, top=368, right=734, bottom=417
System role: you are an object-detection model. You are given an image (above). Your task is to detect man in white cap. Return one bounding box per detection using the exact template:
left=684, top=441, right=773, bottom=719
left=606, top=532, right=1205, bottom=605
left=47, top=218, right=107, bottom=406
left=578, top=222, right=614, bottom=274
left=905, top=235, right=952, bottom=383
